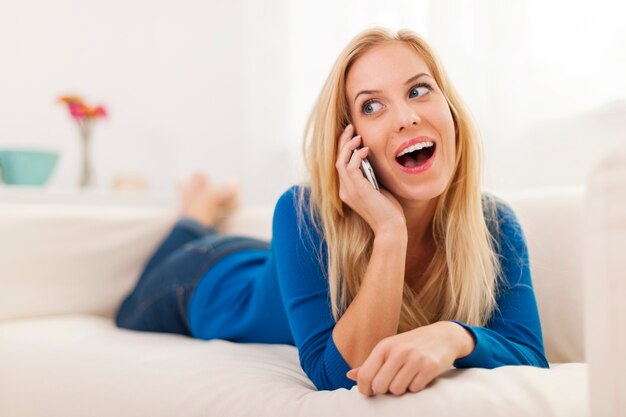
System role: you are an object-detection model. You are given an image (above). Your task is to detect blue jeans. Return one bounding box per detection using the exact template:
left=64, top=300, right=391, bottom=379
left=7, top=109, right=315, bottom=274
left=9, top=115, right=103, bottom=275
left=115, top=218, right=270, bottom=336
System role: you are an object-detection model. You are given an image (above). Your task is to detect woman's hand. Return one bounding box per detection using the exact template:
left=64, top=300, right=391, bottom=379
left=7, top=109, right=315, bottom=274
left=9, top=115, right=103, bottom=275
left=346, top=321, right=475, bottom=396
left=335, top=124, right=405, bottom=236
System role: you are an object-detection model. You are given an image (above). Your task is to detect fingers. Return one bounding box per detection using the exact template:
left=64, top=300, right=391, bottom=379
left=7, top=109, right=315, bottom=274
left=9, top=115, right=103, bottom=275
left=347, top=146, right=369, bottom=171
left=353, top=338, right=442, bottom=396
left=387, top=361, right=420, bottom=396
left=354, top=346, right=386, bottom=397
left=337, top=124, right=355, bottom=163
left=337, top=135, right=362, bottom=169
left=370, top=353, right=406, bottom=395
left=408, top=368, right=436, bottom=393
left=336, top=124, right=376, bottom=205
left=338, top=123, right=355, bottom=148
left=346, top=367, right=359, bottom=381
left=336, top=132, right=370, bottom=184
left=356, top=356, right=433, bottom=396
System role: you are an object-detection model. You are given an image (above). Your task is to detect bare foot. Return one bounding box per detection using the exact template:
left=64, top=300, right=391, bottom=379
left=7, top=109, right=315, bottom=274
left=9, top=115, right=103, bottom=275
left=178, top=171, right=239, bottom=227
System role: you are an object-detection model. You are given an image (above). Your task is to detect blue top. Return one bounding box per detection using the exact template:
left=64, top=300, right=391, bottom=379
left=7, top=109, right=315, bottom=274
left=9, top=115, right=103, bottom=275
left=188, top=186, right=548, bottom=391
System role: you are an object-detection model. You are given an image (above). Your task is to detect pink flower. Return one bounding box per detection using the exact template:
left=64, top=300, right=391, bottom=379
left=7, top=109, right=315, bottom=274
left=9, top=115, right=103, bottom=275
left=58, top=95, right=108, bottom=122
left=92, top=106, right=107, bottom=118
left=68, top=102, right=88, bottom=120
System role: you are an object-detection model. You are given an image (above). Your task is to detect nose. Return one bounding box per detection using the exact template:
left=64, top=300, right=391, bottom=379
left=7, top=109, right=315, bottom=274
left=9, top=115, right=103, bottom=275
left=395, top=103, right=420, bottom=132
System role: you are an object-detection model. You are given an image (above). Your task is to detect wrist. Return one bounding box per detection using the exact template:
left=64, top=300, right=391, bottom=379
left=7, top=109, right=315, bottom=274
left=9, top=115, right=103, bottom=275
left=451, top=322, right=476, bottom=359
left=446, top=321, right=475, bottom=359
left=374, top=223, right=407, bottom=246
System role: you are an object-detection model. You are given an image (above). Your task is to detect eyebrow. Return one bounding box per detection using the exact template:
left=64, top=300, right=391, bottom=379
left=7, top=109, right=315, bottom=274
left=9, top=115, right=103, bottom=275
left=353, top=73, right=433, bottom=104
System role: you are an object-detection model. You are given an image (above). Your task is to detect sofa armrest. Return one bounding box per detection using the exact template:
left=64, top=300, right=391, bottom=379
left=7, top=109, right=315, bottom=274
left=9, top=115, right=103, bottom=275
left=585, top=143, right=626, bottom=416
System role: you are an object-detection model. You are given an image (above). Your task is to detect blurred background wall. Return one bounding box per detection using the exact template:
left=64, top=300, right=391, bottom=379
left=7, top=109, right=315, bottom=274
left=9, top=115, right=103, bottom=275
left=1, top=0, right=624, bottom=204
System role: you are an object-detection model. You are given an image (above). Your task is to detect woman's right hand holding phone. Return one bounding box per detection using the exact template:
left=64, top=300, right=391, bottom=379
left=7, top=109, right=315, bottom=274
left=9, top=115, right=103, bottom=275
left=336, top=124, right=406, bottom=237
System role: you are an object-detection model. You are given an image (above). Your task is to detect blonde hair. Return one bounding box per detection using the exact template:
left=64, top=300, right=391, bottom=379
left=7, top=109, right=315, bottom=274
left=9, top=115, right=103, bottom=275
left=300, top=28, right=500, bottom=332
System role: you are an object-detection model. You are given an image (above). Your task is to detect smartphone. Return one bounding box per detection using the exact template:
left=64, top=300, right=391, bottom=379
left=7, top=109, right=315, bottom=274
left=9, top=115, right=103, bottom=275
left=347, top=121, right=380, bottom=191
left=358, top=149, right=380, bottom=191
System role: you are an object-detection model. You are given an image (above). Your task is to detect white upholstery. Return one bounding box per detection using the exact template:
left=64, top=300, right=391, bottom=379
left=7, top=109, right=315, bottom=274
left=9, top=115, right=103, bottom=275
left=0, top=202, right=273, bottom=322
left=0, top=185, right=594, bottom=417
left=585, top=143, right=626, bottom=417
left=0, top=316, right=585, bottom=417
left=499, top=186, right=585, bottom=364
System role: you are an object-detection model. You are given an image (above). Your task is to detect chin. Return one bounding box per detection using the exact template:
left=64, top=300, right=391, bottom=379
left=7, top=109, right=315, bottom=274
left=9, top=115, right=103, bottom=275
left=388, top=180, right=448, bottom=203
left=383, top=168, right=451, bottom=203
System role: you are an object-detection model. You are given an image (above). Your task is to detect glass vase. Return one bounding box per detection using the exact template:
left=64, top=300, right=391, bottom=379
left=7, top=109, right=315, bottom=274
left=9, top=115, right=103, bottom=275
left=79, top=130, right=93, bottom=188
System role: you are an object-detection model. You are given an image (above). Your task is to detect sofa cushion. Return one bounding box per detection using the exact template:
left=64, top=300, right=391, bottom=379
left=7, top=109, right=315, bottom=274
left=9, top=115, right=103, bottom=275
left=0, top=315, right=588, bottom=417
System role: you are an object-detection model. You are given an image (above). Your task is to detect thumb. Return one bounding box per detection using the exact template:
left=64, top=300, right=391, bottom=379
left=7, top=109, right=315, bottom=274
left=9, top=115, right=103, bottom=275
left=346, top=367, right=360, bottom=381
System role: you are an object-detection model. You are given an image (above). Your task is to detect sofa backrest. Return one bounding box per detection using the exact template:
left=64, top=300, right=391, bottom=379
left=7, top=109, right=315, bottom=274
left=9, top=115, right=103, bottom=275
left=0, top=187, right=584, bottom=363
left=0, top=196, right=273, bottom=322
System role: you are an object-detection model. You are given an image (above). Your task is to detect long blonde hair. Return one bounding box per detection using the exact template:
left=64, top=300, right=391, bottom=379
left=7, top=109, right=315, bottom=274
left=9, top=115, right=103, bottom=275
left=300, top=28, right=500, bottom=332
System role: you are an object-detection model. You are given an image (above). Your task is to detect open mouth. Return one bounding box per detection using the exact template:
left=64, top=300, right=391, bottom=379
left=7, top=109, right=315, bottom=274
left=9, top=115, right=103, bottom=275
left=395, top=141, right=436, bottom=169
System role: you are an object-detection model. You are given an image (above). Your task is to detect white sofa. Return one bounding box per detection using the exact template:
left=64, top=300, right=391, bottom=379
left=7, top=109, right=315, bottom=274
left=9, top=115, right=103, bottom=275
left=0, top=151, right=623, bottom=416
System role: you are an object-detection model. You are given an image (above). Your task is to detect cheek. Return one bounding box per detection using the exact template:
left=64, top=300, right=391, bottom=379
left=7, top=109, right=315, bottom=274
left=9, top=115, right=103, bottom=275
left=439, top=106, right=456, bottom=138
left=355, top=122, right=386, bottom=148
left=431, top=106, right=456, bottom=173
left=436, top=108, right=456, bottom=151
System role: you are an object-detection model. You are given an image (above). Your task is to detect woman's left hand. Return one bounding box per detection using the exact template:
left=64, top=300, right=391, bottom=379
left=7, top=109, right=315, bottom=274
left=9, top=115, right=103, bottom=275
left=346, top=321, right=474, bottom=396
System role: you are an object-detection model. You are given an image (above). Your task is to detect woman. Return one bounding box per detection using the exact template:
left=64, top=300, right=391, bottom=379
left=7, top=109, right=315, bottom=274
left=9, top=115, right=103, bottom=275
left=116, top=27, right=548, bottom=396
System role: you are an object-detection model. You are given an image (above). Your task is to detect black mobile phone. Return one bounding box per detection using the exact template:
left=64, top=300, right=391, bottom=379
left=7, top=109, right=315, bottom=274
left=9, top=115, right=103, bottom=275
left=358, top=150, right=380, bottom=191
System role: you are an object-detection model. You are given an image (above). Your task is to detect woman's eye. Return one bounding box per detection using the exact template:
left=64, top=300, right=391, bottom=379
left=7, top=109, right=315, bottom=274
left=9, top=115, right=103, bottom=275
left=409, top=85, right=431, bottom=98
left=362, top=101, right=383, bottom=115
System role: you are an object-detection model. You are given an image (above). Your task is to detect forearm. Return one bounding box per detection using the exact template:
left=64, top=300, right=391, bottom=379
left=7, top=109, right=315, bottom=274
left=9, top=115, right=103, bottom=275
left=332, top=231, right=407, bottom=368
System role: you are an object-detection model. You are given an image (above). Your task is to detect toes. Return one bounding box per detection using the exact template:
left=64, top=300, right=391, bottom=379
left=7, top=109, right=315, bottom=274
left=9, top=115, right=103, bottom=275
left=216, top=182, right=240, bottom=210
left=178, top=173, right=240, bottom=225
left=191, top=171, right=210, bottom=187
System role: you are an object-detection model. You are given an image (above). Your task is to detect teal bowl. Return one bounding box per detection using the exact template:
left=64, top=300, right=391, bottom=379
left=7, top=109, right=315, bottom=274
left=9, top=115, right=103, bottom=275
left=0, top=149, right=59, bottom=186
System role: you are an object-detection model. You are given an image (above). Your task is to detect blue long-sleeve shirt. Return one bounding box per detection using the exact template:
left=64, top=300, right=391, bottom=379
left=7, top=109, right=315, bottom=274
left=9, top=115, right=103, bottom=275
left=188, top=186, right=548, bottom=391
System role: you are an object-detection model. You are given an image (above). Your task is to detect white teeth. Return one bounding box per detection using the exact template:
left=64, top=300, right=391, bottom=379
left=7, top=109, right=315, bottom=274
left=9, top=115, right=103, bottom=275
left=397, top=141, right=434, bottom=157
